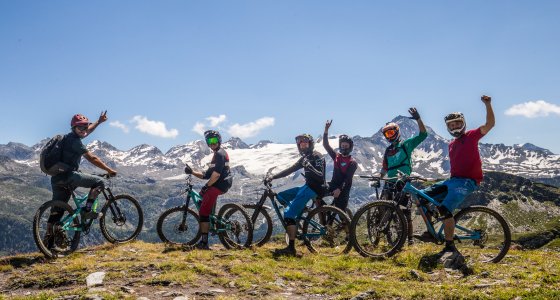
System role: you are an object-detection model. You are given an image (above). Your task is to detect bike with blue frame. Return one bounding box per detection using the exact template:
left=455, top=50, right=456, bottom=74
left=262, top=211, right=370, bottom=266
left=156, top=175, right=253, bottom=249
left=350, top=172, right=511, bottom=263
left=33, top=174, right=144, bottom=258
left=242, top=167, right=352, bottom=255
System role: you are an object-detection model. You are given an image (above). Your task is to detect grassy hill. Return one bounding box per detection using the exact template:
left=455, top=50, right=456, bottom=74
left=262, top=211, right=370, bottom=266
left=1, top=241, right=559, bottom=299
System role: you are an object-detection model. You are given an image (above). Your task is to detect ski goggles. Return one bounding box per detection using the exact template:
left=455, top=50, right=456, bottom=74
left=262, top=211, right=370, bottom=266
left=206, top=137, right=219, bottom=145
left=383, top=129, right=397, bottom=139
left=75, top=126, right=88, bottom=132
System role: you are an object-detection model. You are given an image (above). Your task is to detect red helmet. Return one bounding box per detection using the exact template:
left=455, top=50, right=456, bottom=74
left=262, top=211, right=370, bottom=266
left=71, top=114, right=90, bottom=127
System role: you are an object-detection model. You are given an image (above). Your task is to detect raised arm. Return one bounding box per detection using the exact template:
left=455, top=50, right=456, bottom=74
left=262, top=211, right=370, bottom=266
left=323, top=120, right=336, bottom=160
left=479, top=95, right=495, bottom=135
left=86, top=111, right=108, bottom=134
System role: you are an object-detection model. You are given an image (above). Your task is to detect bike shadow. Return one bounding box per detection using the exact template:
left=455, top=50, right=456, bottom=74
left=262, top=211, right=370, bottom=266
left=0, top=254, right=47, bottom=269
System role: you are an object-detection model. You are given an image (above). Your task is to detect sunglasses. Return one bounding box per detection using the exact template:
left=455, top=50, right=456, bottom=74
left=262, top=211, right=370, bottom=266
left=383, top=129, right=397, bottom=138
left=206, top=137, right=219, bottom=145
left=76, top=126, right=88, bottom=132
left=296, top=136, right=310, bottom=144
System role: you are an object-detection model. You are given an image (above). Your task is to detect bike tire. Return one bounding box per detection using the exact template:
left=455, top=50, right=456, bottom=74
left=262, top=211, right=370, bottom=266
left=349, top=200, right=408, bottom=258
left=243, top=204, right=273, bottom=247
left=217, top=203, right=253, bottom=249
left=453, top=205, right=511, bottom=263
left=99, top=194, right=144, bottom=243
left=33, top=200, right=81, bottom=259
left=156, top=206, right=201, bottom=246
left=302, top=205, right=352, bottom=255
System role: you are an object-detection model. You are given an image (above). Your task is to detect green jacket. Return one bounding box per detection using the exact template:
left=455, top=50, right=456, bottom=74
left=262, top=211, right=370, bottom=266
left=381, top=131, right=428, bottom=179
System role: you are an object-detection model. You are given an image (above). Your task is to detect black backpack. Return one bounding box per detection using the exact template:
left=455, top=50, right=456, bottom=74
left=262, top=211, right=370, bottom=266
left=39, top=135, right=71, bottom=176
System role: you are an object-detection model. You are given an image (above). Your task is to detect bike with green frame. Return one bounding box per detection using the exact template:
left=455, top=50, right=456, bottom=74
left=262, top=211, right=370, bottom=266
left=33, top=174, right=144, bottom=258
left=157, top=175, right=253, bottom=249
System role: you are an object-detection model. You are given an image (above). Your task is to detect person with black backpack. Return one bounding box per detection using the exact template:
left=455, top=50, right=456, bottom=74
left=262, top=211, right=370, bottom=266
left=43, top=112, right=116, bottom=249
left=379, top=107, right=427, bottom=245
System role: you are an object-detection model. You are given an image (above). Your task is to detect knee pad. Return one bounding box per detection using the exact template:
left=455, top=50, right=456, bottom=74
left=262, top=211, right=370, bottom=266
left=199, top=215, right=210, bottom=222
left=438, top=206, right=453, bottom=219
left=285, top=218, right=296, bottom=226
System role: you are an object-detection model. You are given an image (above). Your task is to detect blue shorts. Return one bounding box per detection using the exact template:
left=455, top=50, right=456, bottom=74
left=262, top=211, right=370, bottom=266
left=277, top=185, right=317, bottom=220
left=422, top=177, right=477, bottom=213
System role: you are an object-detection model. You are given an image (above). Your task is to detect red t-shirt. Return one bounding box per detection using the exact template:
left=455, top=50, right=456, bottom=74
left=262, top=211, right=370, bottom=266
left=449, top=128, right=485, bottom=184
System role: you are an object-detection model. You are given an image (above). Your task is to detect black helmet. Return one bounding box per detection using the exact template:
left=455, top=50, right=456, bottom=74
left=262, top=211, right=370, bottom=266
left=295, top=133, right=314, bottom=156
left=444, top=112, right=466, bottom=137
left=204, top=130, right=222, bottom=146
left=338, top=134, right=353, bottom=156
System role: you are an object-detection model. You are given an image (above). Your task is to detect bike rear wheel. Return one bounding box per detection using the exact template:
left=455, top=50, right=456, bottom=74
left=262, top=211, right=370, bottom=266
left=243, top=204, right=273, bottom=247
left=157, top=206, right=201, bottom=246
left=302, top=206, right=352, bottom=255
left=100, top=194, right=144, bottom=243
left=453, top=206, right=511, bottom=263
left=350, top=200, right=408, bottom=258
left=217, top=203, right=253, bottom=249
left=33, top=200, right=81, bottom=258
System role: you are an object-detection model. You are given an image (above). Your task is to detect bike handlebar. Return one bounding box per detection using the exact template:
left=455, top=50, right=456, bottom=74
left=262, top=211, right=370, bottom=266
left=93, top=173, right=116, bottom=179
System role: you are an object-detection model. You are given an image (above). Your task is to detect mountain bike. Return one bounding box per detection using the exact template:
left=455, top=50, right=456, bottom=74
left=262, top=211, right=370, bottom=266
left=242, top=167, right=352, bottom=255
left=156, top=175, right=253, bottom=249
left=33, top=174, right=144, bottom=258
left=351, top=172, right=511, bottom=263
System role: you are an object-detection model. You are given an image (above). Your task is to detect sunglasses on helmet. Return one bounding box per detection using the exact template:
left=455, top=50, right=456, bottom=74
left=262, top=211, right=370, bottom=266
left=206, top=137, right=219, bottom=145
left=295, top=136, right=311, bottom=144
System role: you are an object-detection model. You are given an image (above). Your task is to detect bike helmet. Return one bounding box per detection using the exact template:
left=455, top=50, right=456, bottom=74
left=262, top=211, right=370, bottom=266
left=295, top=133, right=314, bottom=155
left=338, top=134, right=353, bottom=156
left=70, top=114, right=90, bottom=127
left=382, top=122, right=400, bottom=143
left=204, top=130, right=222, bottom=146
left=444, top=112, right=466, bottom=137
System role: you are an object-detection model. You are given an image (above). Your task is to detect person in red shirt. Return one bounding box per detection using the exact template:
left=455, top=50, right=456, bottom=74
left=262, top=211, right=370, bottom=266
left=422, top=95, right=495, bottom=257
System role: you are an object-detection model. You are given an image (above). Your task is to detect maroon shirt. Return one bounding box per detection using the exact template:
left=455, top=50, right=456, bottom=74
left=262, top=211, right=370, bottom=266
left=449, top=128, right=485, bottom=184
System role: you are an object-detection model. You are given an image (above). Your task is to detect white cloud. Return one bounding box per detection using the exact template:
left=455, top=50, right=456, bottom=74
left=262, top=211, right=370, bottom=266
left=130, top=116, right=179, bottom=138
left=505, top=100, right=560, bottom=118
left=109, top=121, right=129, bottom=133
left=206, top=114, right=227, bottom=127
left=192, top=122, right=206, bottom=136
left=227, top=117, right=275, bottom=139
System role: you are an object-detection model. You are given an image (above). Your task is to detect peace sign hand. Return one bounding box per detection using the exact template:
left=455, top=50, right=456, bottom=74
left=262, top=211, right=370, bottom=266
left=98, top=110, right=108, bottom=124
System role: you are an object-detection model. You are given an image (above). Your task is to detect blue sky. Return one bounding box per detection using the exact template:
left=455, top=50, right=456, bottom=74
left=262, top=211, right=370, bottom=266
left=1, top=1, right=560, bottom=153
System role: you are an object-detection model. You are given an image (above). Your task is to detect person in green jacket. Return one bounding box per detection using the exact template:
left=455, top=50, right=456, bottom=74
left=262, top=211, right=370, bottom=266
left=379, top=107, right=427, bottom=245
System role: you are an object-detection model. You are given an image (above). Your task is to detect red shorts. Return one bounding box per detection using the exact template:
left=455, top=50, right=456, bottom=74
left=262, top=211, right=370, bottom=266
left=199, top=186, right=223, bottom=217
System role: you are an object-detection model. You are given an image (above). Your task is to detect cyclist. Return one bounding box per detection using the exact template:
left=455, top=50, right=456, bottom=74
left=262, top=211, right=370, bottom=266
left=267, top=133, right=326, bottom=257
left=46, top=112, right=117, bottom=249
left=322, top=120, right=357, bottom=214
left=422, top=95, right=495, bottom=258
left=379, top=108, right=427, bottom=245
left=184, top=130, right=233, bottom=250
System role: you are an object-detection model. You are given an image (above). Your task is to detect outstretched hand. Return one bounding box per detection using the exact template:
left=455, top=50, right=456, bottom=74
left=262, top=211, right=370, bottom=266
left=408, top=107, right=421, bottom=120
left=481, top=95, right=492, bottom=104
left=324, top=119, right=333, bottom=133
left=98, top=110, right=108, bottom=124
left=184, top=164, right=193, bottom=175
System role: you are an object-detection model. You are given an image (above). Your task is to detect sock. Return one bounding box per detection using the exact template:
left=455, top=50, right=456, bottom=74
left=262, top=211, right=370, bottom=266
left=201, top=234, right=208, bottom=244
left=445, top=240, right=456, bottom=251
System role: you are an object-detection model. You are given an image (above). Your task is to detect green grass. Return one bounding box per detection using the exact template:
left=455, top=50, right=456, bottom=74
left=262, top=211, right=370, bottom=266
left=1, top=241, right=559, bottom=299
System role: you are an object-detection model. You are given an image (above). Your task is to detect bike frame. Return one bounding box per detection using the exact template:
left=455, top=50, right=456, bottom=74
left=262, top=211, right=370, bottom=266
left=181, top=176, right=231, bottom=234
left=401, top=180, right=482, bottom=243
left=251, top=182, right=328, bottom=240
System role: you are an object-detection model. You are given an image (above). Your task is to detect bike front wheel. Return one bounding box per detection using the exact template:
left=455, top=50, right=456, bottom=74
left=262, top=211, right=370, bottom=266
left=217, top=203, right=253, bottom=249
left=453, top=206, right=511, bottom=263
left=33, top=200, right=81, bottom=259
left=157, top=206, right=201, bottom=246
left=302, top=205, right=352, bottom=255
left=243, top=204, right=273, bottom=247
left=350, top=200, right=408, bottom=258
left=100, top=194, right=144, bottom=243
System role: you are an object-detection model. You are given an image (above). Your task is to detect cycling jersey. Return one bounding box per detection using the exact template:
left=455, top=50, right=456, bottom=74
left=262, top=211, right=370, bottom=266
left=203, top=148, right=233, bottom=193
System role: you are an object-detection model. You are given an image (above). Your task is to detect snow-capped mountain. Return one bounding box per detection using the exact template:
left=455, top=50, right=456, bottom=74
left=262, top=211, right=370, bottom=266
left=1, top=116, right=559, bottom=180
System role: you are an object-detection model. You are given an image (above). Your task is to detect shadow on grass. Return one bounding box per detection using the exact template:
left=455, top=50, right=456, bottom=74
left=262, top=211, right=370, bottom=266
left=0, top=254, right=47, bottom=269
